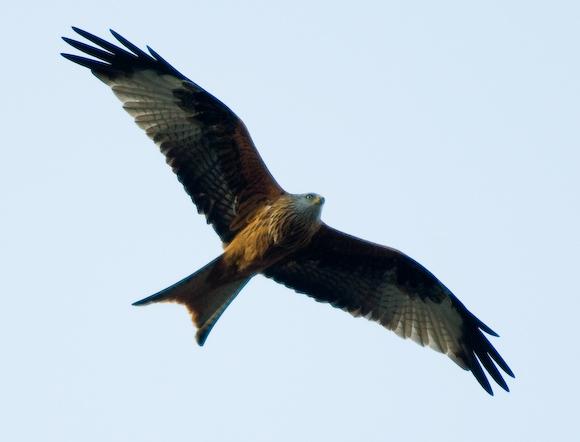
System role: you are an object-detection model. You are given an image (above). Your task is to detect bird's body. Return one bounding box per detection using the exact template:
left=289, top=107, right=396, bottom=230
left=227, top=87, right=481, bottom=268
left=223, top=193, right=324, bottom=273
left=62, top=28, right=514, bottom=395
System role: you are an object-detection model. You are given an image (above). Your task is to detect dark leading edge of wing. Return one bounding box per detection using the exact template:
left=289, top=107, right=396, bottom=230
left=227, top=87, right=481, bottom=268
left=61, top=28, right=284, bottom=243
left=265, top=225, right=515, bottom=395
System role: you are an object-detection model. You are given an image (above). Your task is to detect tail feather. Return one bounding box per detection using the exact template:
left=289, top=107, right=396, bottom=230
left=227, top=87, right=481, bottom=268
left=132, top=256, right=250, bottom=345
left=194, top=278, right=249, bottom=345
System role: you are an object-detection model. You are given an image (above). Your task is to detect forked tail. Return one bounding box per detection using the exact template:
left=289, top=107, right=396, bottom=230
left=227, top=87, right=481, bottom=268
left=132, top=256, right=250, bottom=345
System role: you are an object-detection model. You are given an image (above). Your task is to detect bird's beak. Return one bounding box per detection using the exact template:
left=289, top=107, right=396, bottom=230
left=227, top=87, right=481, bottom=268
left=317, top=196, right=325, bottom=205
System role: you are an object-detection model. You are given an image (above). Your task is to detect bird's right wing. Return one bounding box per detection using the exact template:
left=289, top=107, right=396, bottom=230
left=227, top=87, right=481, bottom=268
left=62, top=28, right=285, bottom=243
left=264, top=224, right=514, bottom=395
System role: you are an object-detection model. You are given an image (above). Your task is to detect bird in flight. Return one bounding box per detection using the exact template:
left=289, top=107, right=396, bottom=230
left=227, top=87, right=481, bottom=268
left=62, top=28, right=514, bottom=395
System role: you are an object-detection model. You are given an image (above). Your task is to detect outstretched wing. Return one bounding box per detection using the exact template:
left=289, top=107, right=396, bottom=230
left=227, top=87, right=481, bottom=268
left=62, top=28, right=284, bottom=243
left=264, top=224, right=514, bottom=395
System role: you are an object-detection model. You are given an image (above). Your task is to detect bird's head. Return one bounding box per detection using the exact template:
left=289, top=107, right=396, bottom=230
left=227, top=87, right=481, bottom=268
left=303, top=193, right=325, bottom=207
left=291, top=192, right=325, bottom=221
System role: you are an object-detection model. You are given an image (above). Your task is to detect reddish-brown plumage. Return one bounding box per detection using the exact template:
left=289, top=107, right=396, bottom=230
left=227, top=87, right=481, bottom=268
left=63, top=28, right=514, bottom=395
left=224, top=194, right=323, bottom=273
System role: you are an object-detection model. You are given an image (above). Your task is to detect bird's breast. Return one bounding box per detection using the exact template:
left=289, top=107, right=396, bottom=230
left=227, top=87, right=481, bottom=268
left=223, top=203, right=320, bottom=273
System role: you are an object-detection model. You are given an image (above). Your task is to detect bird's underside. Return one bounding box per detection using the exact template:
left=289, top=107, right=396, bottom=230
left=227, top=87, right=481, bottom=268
left=62, top=27, right=514, bottom=395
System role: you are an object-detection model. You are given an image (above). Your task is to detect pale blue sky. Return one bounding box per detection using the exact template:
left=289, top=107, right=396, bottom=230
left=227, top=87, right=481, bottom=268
left=2, top=1, right=579, bottom=441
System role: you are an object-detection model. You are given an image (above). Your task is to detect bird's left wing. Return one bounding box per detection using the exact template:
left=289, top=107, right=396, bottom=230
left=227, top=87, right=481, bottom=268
left=264, top=224, right=514, bottom=395
left=62, top=28, right=284, bottom=243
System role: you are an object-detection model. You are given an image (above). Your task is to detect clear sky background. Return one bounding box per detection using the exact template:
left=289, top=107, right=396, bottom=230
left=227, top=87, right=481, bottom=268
left=2, top=1, right=579, bottom=441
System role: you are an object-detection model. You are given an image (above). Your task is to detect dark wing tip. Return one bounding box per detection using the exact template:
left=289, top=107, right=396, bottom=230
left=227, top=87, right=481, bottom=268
left=109, top=29, right=151, bottom=59
left=475, top=317, right=500, bottom=337
left=477, top=350, right=510, bottom=392
left=467, top=351, right=495, bottom=395
left=62, top=27, right=189, bottom=81
left=60, top=52, right=111, bottom=73
left=460, top=321, right=514, bottom=394
left=146, top=45, right=187, bottom=79
left=146, top=45, right=161, bottom=58
left=450, top=296, right=512, bottom=392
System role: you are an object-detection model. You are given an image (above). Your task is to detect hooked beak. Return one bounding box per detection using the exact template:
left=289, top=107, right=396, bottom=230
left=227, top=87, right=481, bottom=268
left=316, top=195, right=325, bottom=206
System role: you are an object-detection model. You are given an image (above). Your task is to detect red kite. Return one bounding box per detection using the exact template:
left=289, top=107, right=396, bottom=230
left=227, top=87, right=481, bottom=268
left=62, top=28, right=514, bottom=395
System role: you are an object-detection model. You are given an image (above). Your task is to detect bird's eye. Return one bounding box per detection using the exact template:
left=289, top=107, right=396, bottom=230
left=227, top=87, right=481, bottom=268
left=305, top=194, right=314, bottom=199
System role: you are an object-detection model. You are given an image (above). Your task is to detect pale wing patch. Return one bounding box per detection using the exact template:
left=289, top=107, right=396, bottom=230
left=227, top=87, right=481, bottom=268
left=93, top=69, right=239, bottom=229
left=376, top=282, right=467, bottom=368
left=95, top=70, right=199, bottom=147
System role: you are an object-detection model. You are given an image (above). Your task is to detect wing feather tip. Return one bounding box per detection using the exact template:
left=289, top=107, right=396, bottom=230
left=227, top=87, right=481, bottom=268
left=472, top=367, right=494, bottom=396
left=481, top=325, right=500, bottom=337
left=147, top=45, right=159, bottom=58
left=502, top=364, right=516, bottom=379
left=71, top=26, right=94, bottom=40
